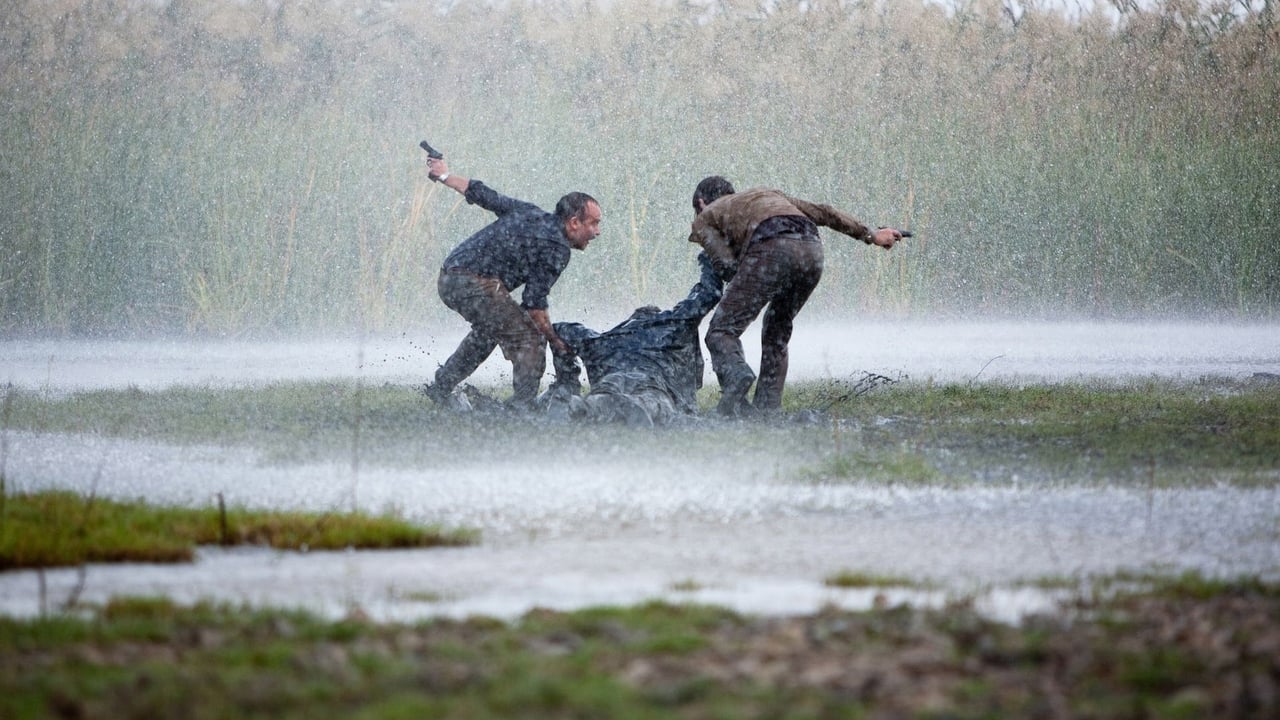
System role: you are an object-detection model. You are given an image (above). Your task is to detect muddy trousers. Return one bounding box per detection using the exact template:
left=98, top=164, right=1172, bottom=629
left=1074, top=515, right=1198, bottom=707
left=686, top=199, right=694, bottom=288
left=705, top=233, right=823, bottom=413
left=435, top=268, right=547, bottom=405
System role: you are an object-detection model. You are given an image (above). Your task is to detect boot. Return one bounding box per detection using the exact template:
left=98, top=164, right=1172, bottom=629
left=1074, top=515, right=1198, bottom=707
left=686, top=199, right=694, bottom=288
left=421, top=381, right=470, bottom=412
left=716, top=370, right=755, bottom=418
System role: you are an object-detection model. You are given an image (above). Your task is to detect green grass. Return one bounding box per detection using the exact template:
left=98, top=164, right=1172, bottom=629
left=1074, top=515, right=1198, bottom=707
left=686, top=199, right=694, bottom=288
left=801, top=447, right=943, bottom=485
left=0, top=490, right=477, bottom=570
left=0, top=574, right=1274, bottom=719
left=3, top=371, right=1277, bottom=716
left=823, top=570, right=927, bottom=590
left=799, top=377, right=1280, bottom=486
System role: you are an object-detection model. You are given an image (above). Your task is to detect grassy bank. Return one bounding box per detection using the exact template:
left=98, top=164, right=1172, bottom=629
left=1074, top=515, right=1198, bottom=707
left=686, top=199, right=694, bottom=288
left=1, top=574, right=1276, bottom=719
left=796, top=376, right=1280, bottom=486
left=0, top=490, right=477, bottom=571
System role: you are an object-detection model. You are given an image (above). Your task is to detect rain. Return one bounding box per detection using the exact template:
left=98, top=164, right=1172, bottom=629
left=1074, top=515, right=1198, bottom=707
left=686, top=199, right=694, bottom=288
left=2, top=0, right=1279, bottom=628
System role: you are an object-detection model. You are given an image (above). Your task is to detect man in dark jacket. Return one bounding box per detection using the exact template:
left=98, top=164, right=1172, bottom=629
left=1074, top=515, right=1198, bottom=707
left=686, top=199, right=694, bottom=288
left=689, top=176, right=904, bottom=416
left=423, top=155, right=601, bottom=409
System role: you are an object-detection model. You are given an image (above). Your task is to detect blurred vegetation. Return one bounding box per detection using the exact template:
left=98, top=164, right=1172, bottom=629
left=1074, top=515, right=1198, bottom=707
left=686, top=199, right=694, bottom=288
left=1, top=0, right=1277, bottom=336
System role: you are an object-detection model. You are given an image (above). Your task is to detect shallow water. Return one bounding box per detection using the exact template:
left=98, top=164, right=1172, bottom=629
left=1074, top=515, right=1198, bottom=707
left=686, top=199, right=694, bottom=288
left=2, top=321, right=1278, bottom=622
left=4, top=319, right=1277, bottom=392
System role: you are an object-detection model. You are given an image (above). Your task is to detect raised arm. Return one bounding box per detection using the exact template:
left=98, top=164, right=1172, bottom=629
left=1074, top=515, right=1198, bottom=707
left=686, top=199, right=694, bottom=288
left=427, top=156, right=542, bottom=217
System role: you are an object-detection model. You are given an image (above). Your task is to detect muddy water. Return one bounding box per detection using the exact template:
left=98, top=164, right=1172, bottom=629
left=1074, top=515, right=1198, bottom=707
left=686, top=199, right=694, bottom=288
left=2, top=321, right=1278, bottom=621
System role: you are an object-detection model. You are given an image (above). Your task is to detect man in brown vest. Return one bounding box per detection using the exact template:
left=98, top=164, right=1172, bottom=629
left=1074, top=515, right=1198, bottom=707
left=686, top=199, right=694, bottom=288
left=688, top=176, right=904, bottom=417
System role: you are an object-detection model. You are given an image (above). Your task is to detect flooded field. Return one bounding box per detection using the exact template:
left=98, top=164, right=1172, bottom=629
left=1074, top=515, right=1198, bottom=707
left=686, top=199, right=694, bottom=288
left=2, top=320, right=1278, bottom=622
left=4, top=319, right=1278, bottom=392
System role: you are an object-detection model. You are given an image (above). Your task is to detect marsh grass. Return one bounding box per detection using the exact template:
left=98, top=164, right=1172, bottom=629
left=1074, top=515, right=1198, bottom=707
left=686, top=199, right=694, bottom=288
left=5, top=376, right=1278, bottom=489
left=802, top=377, right=1280, bottom=486
left=0, top=490, right=477, bottom=571
left=801, top=447, right=944, bottom=486
left=823, top=570, right=929, bottom=590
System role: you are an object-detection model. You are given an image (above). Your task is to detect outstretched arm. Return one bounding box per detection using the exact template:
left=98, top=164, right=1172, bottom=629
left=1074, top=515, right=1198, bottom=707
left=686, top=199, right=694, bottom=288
left=787, top=195, right=905, bottom=249
left=668, top=252, right=724, bottom=321
left=427, top=156, right=537, bottom=216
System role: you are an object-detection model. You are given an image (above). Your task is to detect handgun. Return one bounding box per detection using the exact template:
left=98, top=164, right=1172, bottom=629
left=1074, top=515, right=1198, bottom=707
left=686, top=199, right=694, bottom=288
left=879, top=226, right=913, bottom=238
left=420, top=140, right=445, bottom=182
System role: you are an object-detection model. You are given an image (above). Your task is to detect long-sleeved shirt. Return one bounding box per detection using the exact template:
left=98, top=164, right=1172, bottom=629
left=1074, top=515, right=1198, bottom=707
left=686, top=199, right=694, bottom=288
left=441, top=180, right=571, bottom=310
left=688, top=187, right=873, bottom=275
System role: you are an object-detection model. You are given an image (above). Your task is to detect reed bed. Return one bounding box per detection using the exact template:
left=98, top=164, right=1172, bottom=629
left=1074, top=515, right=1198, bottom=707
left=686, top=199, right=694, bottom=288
left=2, top=0, right=1276, bottom=335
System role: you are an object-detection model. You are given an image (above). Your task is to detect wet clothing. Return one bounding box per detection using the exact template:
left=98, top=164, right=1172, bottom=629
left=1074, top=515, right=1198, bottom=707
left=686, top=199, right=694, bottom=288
left=545, top=253, right=723, bottom=425
left=435, top=268, right=547, bottom=405
left=441, top=180, right=571, bottom=311
left=688, top=188, right=874, bottom=413
left=706, top=230, right=823, bottom=412
left=434, top=180, right=572, bottom=404
left=689, top=187, right=873, bottom=281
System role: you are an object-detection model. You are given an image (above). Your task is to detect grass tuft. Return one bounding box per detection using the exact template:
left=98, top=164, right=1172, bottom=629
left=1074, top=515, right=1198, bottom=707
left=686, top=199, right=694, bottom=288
left=824, top=570, right=924, bottom=589
left=0, top=490, right=477, bottom=571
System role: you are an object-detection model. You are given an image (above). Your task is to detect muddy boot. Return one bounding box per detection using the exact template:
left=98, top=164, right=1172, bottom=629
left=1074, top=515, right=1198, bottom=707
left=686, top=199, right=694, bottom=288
left=503, top=395, right=538, bottom=415
left=420, top=381, right=448, bottom=404
left=421, top=381, right=470, bottom=412
left=751, top=380, right=784, bottom=414
left=716, top=370, right=756, bottom=418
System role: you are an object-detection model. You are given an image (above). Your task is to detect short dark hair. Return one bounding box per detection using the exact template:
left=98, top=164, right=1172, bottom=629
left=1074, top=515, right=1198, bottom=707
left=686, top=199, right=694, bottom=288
left=693, top=176, right=735, bottom=211
left=555, top=192, right=598, bottom=222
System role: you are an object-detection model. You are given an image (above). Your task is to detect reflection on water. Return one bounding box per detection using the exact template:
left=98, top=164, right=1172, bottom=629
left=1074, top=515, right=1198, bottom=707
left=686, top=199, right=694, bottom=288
left=1, top=321, right=1277, bottom=621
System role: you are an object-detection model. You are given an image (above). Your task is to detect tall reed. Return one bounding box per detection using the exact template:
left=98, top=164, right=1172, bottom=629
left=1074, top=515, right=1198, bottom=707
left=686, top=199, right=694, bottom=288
left=1, top=0, right=1276, bottom=335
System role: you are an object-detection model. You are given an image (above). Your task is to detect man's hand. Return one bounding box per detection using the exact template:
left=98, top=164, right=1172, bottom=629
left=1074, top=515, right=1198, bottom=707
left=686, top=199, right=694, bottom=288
left=527, top=308, right=575, bottom=359
left=426, top=156, right=449, bottom=180
left=870, top=227, right=906, bottom=249
left=426, top=156, right=468, bottom=193
left=707, top=255, right=737, bottom=283
left=551, top=338, right=575, bottom=359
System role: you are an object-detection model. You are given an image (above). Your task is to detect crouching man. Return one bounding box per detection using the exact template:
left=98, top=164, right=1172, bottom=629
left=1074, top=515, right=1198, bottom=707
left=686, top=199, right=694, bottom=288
left=422, top=154, right=601, bottom=410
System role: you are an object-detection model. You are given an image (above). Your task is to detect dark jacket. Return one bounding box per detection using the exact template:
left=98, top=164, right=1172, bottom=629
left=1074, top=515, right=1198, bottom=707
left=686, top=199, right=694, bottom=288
left=441, top=180, right=571, bottom=310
